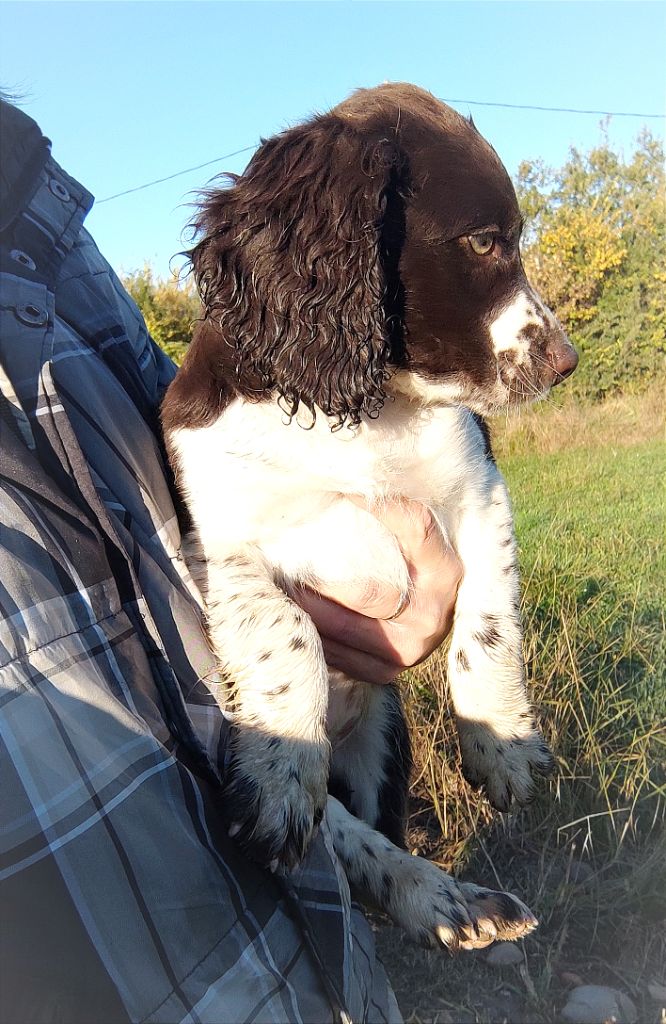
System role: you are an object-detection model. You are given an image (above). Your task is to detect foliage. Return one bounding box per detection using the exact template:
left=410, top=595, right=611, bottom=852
left=123, top=265, right=200, bottom=364
left=516, top=128, right=666, bottom=399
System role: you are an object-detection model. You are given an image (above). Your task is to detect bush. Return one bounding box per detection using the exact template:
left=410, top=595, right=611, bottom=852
left=516, top=129, right=666, bottom=400
left=123, top=265, right=200, bottom=365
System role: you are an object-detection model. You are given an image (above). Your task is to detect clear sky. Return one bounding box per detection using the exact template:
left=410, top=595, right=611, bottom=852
left=2, top=1, right=664, bottom=279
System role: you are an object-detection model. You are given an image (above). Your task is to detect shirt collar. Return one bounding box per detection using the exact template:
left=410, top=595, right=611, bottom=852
left=0, top=99, right=52, bottom=232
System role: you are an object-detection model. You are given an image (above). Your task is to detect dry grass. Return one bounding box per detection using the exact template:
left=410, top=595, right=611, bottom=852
left=379, top=388, right=666, bottom=1023
left=493, top=383, right=664, bottom=459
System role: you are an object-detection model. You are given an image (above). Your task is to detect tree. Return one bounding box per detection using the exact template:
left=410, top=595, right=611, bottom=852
left=123, top=265, right=200, bottom=364
left=516, top=129, right=665, bottom=398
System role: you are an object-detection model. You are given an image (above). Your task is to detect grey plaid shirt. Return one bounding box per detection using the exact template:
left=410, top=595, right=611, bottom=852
left=0, top=100, right=400, bottom=1024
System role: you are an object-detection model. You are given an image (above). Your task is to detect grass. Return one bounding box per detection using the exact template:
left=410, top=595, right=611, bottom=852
left=378, top=387, right=666, bottom=1023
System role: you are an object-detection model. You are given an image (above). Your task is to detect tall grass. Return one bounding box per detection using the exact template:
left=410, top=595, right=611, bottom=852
left=388, top=388, right=666, bottom=1021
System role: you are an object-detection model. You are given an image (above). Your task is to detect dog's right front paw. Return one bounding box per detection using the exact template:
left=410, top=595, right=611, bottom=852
left=224, top=733, right=330, bottom=869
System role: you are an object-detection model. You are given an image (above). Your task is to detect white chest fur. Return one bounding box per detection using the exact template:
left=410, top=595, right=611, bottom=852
left=170, top=395, right=490, bottom=594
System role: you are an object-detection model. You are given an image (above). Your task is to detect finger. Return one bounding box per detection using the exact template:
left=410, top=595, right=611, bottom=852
left=296, top=588, right=397, bottom=652
left=320, top=636, right=399, bottom=686
left=348, top=497, right=462, bottom=591
left=297, top=576, right=406, bottom=622
left=298, top=588, right=445, bottom=669
left=294, top=498, right=463, bottom=672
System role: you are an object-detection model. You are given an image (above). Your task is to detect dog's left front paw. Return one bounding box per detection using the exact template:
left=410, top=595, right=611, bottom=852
left=457, top=882, right=539, bottom=948
left=379, top=855, right=538, bottom=952
left=458, top=720, right=554, bottom=811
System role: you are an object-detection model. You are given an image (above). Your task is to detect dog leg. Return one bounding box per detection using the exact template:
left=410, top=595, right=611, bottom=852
left=192, top=540, right=330, bottom=867
left=328, top=682, right=411, bottom=846
left=327, top=797, right=537, bottom=950
left=445, top=466, right=554, bottom=811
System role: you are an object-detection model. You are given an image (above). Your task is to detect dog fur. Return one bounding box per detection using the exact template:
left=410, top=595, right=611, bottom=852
left=162, top=83, right=578, bottom=951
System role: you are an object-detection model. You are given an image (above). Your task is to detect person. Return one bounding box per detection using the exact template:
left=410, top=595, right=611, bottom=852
left=0, top=97, right=461, bottom=1024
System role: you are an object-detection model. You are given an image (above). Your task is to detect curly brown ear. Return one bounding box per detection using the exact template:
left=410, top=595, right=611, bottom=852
left=189, top=117, right=409, bottom=427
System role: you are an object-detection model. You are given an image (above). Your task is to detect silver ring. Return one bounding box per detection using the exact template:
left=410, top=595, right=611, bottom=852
left=385, top=591, right=410, bottom=621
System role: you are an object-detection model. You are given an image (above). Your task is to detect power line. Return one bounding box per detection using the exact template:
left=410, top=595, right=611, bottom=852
left=96, top=97, right=664, bottom=205
left=442, top=97, right=665, bottom=118
left=96, top=145, right=257, bottom=204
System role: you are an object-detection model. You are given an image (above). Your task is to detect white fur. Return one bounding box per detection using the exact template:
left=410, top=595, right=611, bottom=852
left=170, top=379, right=549, bottom=832
left=328, top=678, right=394, bottom=824
left=171, top=388, right=487, bottom=602
left=168, top=365, right=553, bottom=933
left=489, top=288, right=547, bottom=360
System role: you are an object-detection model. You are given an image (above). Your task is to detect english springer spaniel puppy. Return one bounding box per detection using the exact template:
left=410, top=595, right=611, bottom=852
left=162, top=83, right=578, bottom=952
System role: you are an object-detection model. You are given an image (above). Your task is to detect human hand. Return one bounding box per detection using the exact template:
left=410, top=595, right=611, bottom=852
left=295, top=498, right=463, bottom=684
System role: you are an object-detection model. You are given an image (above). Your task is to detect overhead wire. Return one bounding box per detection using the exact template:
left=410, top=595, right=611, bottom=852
left=441, top=97, right=665, bottom=117
left=96, top=145, right=257, bottom=204
left=96, top=97, right=664, bottom=205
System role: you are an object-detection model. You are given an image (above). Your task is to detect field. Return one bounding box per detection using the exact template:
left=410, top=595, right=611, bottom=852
left=376, top=388, right=665, bottom=1024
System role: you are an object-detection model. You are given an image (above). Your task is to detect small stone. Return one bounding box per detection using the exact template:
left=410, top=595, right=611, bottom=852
left=485, top=941, right=524, bottom=966
left=560, top=984, right=637, bottom=1024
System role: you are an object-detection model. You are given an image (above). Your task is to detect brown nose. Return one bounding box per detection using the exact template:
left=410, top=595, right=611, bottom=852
left=546, top=336, right=579, bottom=384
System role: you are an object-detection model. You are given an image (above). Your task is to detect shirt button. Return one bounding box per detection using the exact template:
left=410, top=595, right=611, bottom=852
left=49, top=178, right=71, bottom=202
left=15, top=303, right=48, bottom=327
left=10, top=249, right=37, bottom=272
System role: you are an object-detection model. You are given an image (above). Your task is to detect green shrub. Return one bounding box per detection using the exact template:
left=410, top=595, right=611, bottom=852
left=123, top=265, right=200, bottom=365
left=517, top=129, right=665, bottom=400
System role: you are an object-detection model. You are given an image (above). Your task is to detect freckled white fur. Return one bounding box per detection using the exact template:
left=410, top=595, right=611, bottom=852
left=327, top=796, right=538, bottom=949
left=489, top=288, right=547, bottom=362
left=170, top=378, right=545, bottom=795
left=169, top=369, right=550, bottom=932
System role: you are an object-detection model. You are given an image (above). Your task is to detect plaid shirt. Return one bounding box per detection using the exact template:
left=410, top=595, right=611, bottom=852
left=0, top=100, right=400, bottom=1024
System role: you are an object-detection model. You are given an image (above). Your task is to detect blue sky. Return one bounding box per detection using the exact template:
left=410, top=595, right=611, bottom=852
left=2, top=1, right=664, bottom=279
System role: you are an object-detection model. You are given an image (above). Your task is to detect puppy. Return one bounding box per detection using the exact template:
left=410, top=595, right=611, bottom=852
left=162, top=83, right=578, bottom=951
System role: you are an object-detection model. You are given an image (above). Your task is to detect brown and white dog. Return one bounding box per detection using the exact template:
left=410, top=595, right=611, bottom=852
left=162, top=83, right=578, bottom=952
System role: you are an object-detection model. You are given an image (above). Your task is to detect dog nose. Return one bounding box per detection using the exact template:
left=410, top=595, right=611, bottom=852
left=546, top=336, right=579, bottom=383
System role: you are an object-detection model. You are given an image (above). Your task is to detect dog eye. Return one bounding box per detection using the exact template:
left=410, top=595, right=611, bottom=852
left=468, top=232, right=496, bottom=255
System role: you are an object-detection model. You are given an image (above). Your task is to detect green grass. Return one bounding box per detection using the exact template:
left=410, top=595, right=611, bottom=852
left=381, top=393, right=666, bottom=1023
left=508, top=440, right=665, bottom=847
left=508, top=441, right=664, bottom=604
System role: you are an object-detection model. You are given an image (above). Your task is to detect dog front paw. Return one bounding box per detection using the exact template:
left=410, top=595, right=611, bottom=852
left=380, top=856, right=537, bottom=952
left=458, top=719, right=554, bottom=811
left=224, top=732, right=330, bottom=869
left=457, top=882, right=539, bottom=947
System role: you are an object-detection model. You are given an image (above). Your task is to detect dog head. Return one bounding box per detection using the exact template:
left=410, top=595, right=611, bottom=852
left=180, top=83, right=577, bottom=429
left=340, top=85, right=579, bottom=416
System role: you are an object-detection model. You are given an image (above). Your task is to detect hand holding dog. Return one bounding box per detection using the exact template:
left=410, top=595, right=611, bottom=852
left=297, top=499, right=463, bottom=684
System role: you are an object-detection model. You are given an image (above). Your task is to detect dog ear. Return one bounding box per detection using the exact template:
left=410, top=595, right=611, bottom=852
left=189, top=119, right=408, bottom=427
